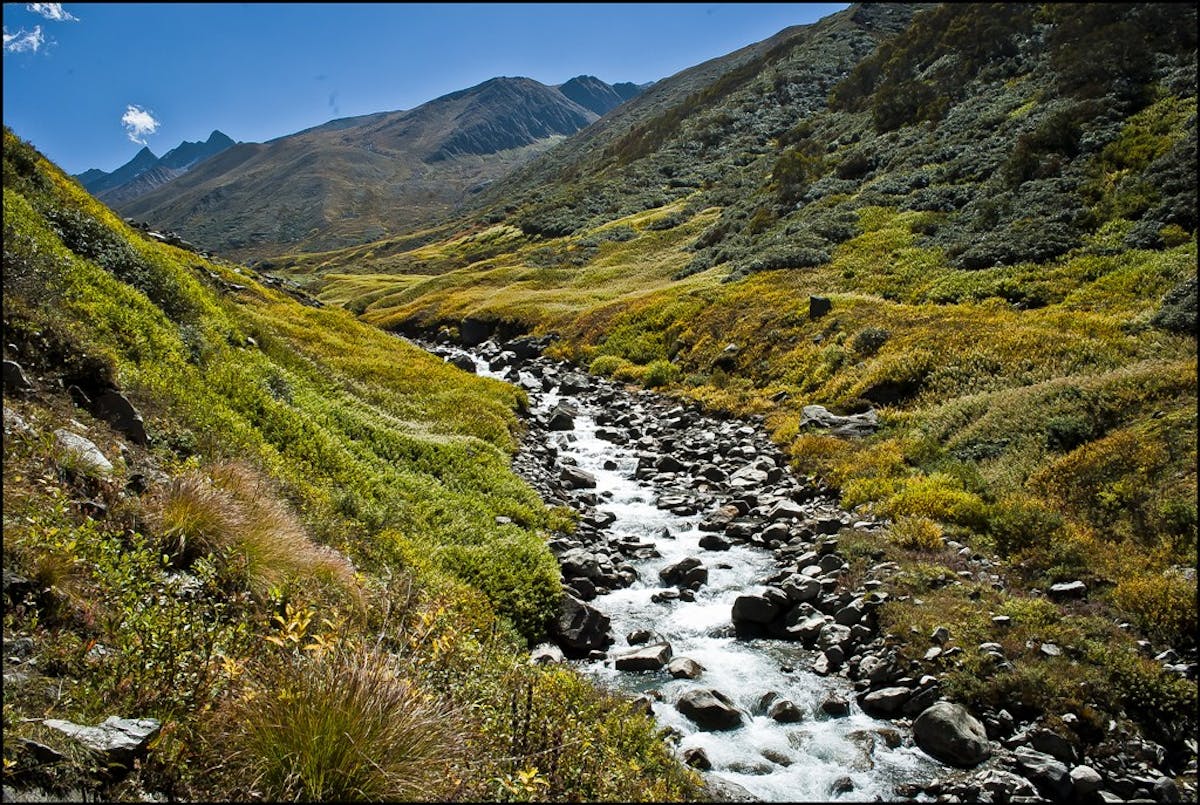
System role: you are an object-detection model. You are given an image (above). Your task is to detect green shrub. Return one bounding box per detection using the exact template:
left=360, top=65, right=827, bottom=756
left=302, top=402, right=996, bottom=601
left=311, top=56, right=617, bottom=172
left=642, top=359, right=677, bottom=388
left=588, top=354, right=628, bottom=377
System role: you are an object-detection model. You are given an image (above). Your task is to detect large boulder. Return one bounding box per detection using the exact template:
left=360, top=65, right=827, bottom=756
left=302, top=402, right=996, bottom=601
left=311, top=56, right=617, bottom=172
left=676, top=689, right=745, bottom=731
left=731, top=591, right=785, bottom=625
left=659, top=557, right=707, bottom=588
left=614, top=642, right=673, bottom=672
left=667, top=657, right=705, bottom=680
left=1011, top=747, right=1071, bottom=801
left=859, top=686, right=912, bottom=718
left=912, top=702, right=991, bottom=767
left=551, top=593, right=613, bottom=657
left=560, top=465, right=597, bottom=490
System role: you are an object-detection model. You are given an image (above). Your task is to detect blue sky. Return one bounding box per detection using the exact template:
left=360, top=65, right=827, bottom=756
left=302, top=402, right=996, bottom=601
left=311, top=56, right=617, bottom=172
left=2, top=3, right=847, bottom=175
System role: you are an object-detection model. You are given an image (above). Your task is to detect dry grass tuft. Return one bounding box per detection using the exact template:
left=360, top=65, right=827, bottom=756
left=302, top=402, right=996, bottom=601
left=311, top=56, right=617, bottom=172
left=151, top=461, right=359, bottom=601
left=221, top=646, right=463, bottom=801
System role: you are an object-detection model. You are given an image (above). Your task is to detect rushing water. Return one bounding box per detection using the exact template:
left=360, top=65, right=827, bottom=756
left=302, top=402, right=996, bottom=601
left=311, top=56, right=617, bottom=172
left=449, top=345, right=936, bottom=801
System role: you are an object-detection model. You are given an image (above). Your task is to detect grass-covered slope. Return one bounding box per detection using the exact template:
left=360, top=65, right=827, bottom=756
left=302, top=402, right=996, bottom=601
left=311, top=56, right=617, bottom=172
left=1, top=128, right=699, bottom=801
left=274, top=2, right=1197, bottom=754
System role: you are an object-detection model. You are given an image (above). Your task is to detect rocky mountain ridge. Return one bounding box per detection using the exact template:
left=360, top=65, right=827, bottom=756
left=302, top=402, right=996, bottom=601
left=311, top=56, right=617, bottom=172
left=106, top=75, right=643, bottom=261
left=74, top=130, right=235, bottom=205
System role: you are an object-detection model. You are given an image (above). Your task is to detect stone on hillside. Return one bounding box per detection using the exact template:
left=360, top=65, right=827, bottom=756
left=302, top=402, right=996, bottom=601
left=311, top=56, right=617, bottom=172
left=94, top=391, right=148, bottom=445
left=809, top=296, right=832, bottom=318
left=551, top=593, right=613, bottom=657
left=781, top=575, right=822, bottom=603
left=54, top=429, right=113, bottom=474
left=530, top=643, right=565, bottom=665
left=799, top=405, right=879, bottom=438
left=676, top=689, right=744, bottom=731
left=1048, top=580, right=1087, bottom=600
left=614, top=642, right=673, bottom=672
left=43, top=716, right=160, bottom=767
left=3, top=360, right=33, bottom=393
left=1069, top=765, right=1104, bottom=798
left=912, top=702, right=990, bottom=768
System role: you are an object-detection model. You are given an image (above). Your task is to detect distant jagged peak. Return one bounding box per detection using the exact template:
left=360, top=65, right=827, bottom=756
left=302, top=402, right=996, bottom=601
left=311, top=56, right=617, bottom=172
left=558, top=75, right=643, bottom=116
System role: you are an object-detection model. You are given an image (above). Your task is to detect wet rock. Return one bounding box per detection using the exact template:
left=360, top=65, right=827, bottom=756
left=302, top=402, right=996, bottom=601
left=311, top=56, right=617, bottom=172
left=912, top=702, right=991, bottom=767
left=559, top=465, right=597, bottom=489
left=626, top=628, right=659, bottom=646
left=667, top=656, right=705, bottom=680
left=682, top=746, right=711, bottom=770
left=447, top=354, right=477, bottom=373
left=659, top=557, right=707, bottom=588
left=768, top=699, right=804, bottom=723
left=559, top=372, right=592, bottom=395
left=676, top=689, right=745, bottom=731
left=700, top=774, right=757, bottom=801
left=1028, top=727, right=1077, bottom=764
left=732, top=590, right=786, bottom=625
left=614, top=642, right=673, bottom=672
left=1153, top=777, right=1182, bottom=803
left=699, top=533, right=731, bottom=551
left=1012, top=746, right=1071, bottom=801
left=551, top=593, right=613, bottom=657
left=548, top=405, right=576, bottom=431
left=530, top=643, right=565, bottom=665
left=53, top=429, right=113, bottom=474
left=830, top=776, right=855, bottom=795
left=819, top=693, right=850, bottom=718
left=976, top=769, right=1039, bottom=800
left=780, top=574, right=822, bottom=603
left=43, top=716, right=161, bottom=768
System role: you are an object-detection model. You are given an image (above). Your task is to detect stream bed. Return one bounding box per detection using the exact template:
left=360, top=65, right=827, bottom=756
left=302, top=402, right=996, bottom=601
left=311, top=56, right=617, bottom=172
left=417, top=335, right=937, bottom=801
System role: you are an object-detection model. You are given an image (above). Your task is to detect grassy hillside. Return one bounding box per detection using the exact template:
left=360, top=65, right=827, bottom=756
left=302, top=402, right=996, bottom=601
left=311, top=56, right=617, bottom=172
left=1, top=128, right=699, bottom=801
left=276, top=2, right=1198, bottom=753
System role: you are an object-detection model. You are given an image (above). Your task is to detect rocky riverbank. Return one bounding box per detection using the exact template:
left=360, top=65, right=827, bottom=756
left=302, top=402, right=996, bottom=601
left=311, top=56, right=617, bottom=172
left=413, top=328, right=1196, bottom=804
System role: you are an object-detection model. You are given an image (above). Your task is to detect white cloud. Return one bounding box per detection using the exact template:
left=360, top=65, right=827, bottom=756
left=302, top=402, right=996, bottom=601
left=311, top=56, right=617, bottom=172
left=121, top=104, right=160, bottom=145
left=26, top=4, right=78, bottom=22
left=3, top=25, right=44, bottom=53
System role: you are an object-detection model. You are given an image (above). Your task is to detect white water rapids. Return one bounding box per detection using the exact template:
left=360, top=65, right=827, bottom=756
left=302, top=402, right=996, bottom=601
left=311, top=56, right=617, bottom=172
left=461, top=350, right=937, bottom=801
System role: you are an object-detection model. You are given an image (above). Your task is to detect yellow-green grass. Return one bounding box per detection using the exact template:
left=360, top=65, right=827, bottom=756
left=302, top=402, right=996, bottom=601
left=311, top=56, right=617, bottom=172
left=3, top=128, right=702, bottom=800
left=308, top=192, right=1195, bottom=651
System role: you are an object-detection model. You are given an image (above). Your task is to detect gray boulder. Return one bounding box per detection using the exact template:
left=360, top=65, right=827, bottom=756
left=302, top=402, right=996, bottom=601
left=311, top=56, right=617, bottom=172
left=3, top=360, right=33, bottom=393
left=94, top=391, right=148, bottom=445
left=614, top=642, right=673, bottom=672
left=767, top=699, right=804, bottom=723
left=551, top=593, right=613, bottom=657
left=560, top=465, right=597, bottom=489
left=659, top=557, right=707, bottom=588
left=54, top=429, right=113, bottom=474
left=43, top=716, right=160, bottom=768
left=1012, top=746, right=1071, bottom=801
left=667, top=657, right=705, bottom=679
left=912, top=702, right=990, bottom=767
left=676, top=689, right=745, bottom=731
left=859, top=686, right=912, bottom=718
left=799, top=404, right=878, bottom=438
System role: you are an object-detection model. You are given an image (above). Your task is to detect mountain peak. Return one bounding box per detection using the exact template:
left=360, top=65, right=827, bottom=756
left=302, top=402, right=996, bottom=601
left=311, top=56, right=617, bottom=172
left=558, top=75, right=641, bottom=117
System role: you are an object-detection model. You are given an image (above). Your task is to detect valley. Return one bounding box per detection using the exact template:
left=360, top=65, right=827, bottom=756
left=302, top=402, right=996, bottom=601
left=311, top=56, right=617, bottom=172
left=3, top=2, right=1197, bottom=802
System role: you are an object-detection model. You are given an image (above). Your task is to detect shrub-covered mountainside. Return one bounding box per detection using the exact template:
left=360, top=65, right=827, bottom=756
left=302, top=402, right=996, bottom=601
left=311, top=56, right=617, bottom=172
left=1, top=129, right=701, bottom=801
left=280, top=1, right=1198, bottom=759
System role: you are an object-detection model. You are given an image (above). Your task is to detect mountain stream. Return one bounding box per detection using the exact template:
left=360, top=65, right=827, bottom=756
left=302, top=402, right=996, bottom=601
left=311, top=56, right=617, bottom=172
left=419, top=337, right=937, bottom=801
